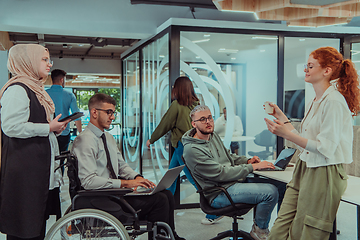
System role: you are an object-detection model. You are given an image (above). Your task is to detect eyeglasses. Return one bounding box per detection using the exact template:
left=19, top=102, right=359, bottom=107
left=96, top=108, right=117, bottom=117
left=193, top=115, right=214, bottom=124
left=42, top=58, right=53, bottom=65
left=304, top=64, right=320, bottom=71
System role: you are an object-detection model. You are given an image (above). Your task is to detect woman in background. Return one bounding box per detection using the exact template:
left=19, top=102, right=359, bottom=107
left=146, top=76, right=222, bottom=224
left=265, top=46, right=360, bottom=240
left=0, top=44, right=68, bottom=240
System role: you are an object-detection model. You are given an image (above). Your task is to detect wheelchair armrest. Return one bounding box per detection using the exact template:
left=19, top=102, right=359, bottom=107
left=199, top=186, right=238, bottom=209
left=77, top=188, right=133, bottom=197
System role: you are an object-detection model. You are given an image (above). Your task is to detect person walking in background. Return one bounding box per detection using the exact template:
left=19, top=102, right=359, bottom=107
left=265, top=46, right=360, bottom=240
left=0, top=44, right=69, bottom=240
left=46, top=69, right=82, bottom=158
left=214, top=107, right=244, bottom=154
left=146, top=76, right=222, bottom=225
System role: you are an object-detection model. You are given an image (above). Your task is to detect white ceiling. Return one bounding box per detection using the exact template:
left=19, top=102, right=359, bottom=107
left=1, top=0, right=360, bottom=61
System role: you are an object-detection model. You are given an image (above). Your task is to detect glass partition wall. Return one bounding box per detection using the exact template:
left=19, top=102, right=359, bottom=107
left=141, top=34, right=170, bottom=183
left=122, top=52, right=141, bottom=172
left=121, top=25, right=354, bottom=208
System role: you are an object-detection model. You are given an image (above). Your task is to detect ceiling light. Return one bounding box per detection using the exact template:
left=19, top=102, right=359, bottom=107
left=159, top=55, right=165, bottom=58
left=180, top=46, right=184, bottom=49
left=204, top=34, right=211, bottom=38
left=351, top=50, right=360, bottom=56
left=252, top=36, right=278, bottom=40
left=218, top=48, right=238, bottom=54
left=299, top=39, right=306, bottom=41
left=192, top=39, right=210, bottom=44
left=231, top=57, right=236, bottom=60
left=195, top=56, right=201, bottom=59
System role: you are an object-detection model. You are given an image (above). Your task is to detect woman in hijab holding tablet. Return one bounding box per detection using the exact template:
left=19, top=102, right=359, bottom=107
left=0, top=44, right=69, bottom=240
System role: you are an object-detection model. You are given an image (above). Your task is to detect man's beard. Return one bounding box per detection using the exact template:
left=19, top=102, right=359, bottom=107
left=198, top=126, right=213, bottom=135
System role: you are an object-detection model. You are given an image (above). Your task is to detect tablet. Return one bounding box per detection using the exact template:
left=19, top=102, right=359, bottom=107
left=59, top=112, right=84, bottom=122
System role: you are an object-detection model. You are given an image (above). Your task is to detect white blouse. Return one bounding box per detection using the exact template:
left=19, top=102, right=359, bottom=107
left=1, top=85, right=63, bottom=189
left=292, top=85, right=353, bottom=168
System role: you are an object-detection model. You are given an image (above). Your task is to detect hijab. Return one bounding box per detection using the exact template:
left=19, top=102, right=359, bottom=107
left=0, top=44, right=55, bottom=123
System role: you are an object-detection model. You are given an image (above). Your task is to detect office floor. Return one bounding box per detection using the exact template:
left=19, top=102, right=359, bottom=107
left=0, top=178, right=357, bottom=240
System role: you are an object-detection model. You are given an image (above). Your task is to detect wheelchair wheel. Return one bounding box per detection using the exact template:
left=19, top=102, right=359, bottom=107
left=45, top=209, right=130, bottom=240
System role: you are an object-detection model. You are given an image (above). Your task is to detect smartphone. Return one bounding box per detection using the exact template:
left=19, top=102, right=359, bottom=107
left=58, top=112, right=84, bottom=122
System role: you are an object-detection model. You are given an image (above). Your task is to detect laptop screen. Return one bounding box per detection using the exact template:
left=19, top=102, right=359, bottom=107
left=274, top=148, right=296, bottom=169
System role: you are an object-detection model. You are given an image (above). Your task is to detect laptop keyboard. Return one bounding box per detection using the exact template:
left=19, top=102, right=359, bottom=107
left=135, top=186, right=155, bottom=193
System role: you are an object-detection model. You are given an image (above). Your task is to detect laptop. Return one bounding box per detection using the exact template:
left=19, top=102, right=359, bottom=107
left=258, top=148, right=297, bottom=171
left=126, top=165, right=185, bottom=196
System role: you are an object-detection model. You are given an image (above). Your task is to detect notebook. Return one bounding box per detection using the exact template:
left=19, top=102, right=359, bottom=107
left=257, top=148, right=296, bottom=171
left=125, top=165, right=185, bottom=196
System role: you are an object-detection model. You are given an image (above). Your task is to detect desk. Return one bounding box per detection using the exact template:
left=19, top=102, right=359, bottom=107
left=221, top=136, right=255, bottom=155
left=220, top=136, right=255, bottom=142
left=254, top=167, right=360, bottom=240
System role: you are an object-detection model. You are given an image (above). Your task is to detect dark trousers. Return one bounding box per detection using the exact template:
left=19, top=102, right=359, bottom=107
left=56, top=134, right=70, bottom=175
left=6, top=222, right=45, bottom=240
left=124, top=190, right=175, bottom=230
left=6, top=188, right=61, bottom=240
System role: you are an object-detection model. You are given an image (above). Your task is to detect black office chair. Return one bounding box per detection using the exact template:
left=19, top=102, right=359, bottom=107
left=182, top=156, right=255, bottom=240
left=248, top=129, right=276, bottom=160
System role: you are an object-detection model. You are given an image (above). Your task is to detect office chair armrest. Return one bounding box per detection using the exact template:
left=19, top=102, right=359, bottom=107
left=77, top=188, right=133, bottom=196
left=200, top=186, right=238, bottom=209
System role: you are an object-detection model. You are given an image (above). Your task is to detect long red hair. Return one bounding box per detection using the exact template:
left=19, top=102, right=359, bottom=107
left=311, top=47, right=360, bottom=116
left=171, top=76, right=199, bottom=106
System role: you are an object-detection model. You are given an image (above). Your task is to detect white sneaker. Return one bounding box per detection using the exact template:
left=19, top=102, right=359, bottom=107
left=250, top=223, right=270, bottom=240
left=201, top=216, right=224, bottom=225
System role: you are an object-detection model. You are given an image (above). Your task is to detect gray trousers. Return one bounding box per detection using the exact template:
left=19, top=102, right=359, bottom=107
left=268, top=160, right=348, bottom=240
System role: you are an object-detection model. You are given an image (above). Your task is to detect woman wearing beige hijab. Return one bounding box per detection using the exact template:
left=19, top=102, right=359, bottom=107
left=0, top=44, right=69, bottom=240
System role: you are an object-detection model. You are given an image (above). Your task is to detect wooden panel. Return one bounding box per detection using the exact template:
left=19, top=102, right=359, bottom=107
left=213, top=0, right=256, bottom=11
left=258, top=7, right=319, bottom=20
left=324, top=3, right=360, bottom=17
left=0, top=31, right=13, bottom=51
left=213, top=0, right=360, bottom=26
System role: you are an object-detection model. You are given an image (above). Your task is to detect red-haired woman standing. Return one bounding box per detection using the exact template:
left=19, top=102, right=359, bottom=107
left=265, top=47, right=360, bottom=240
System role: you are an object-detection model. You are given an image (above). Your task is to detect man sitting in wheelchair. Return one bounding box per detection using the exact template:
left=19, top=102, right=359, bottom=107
left=71, top=93, right=185, bottom=240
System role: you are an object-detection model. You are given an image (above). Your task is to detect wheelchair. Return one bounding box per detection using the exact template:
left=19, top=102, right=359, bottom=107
left=45, top=151, right=175, bottom=240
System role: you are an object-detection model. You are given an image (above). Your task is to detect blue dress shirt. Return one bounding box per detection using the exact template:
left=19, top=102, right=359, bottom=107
left=46, top=85, right=80, bottom=136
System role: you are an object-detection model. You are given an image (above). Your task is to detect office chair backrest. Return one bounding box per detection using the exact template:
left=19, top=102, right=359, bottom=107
left=254, top=129, right=276, bottom=148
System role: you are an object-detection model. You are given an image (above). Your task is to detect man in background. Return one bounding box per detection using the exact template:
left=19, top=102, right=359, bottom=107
left=214, top=107, right=243, bottom=154
left=47, top=69, right=82, bottom=173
